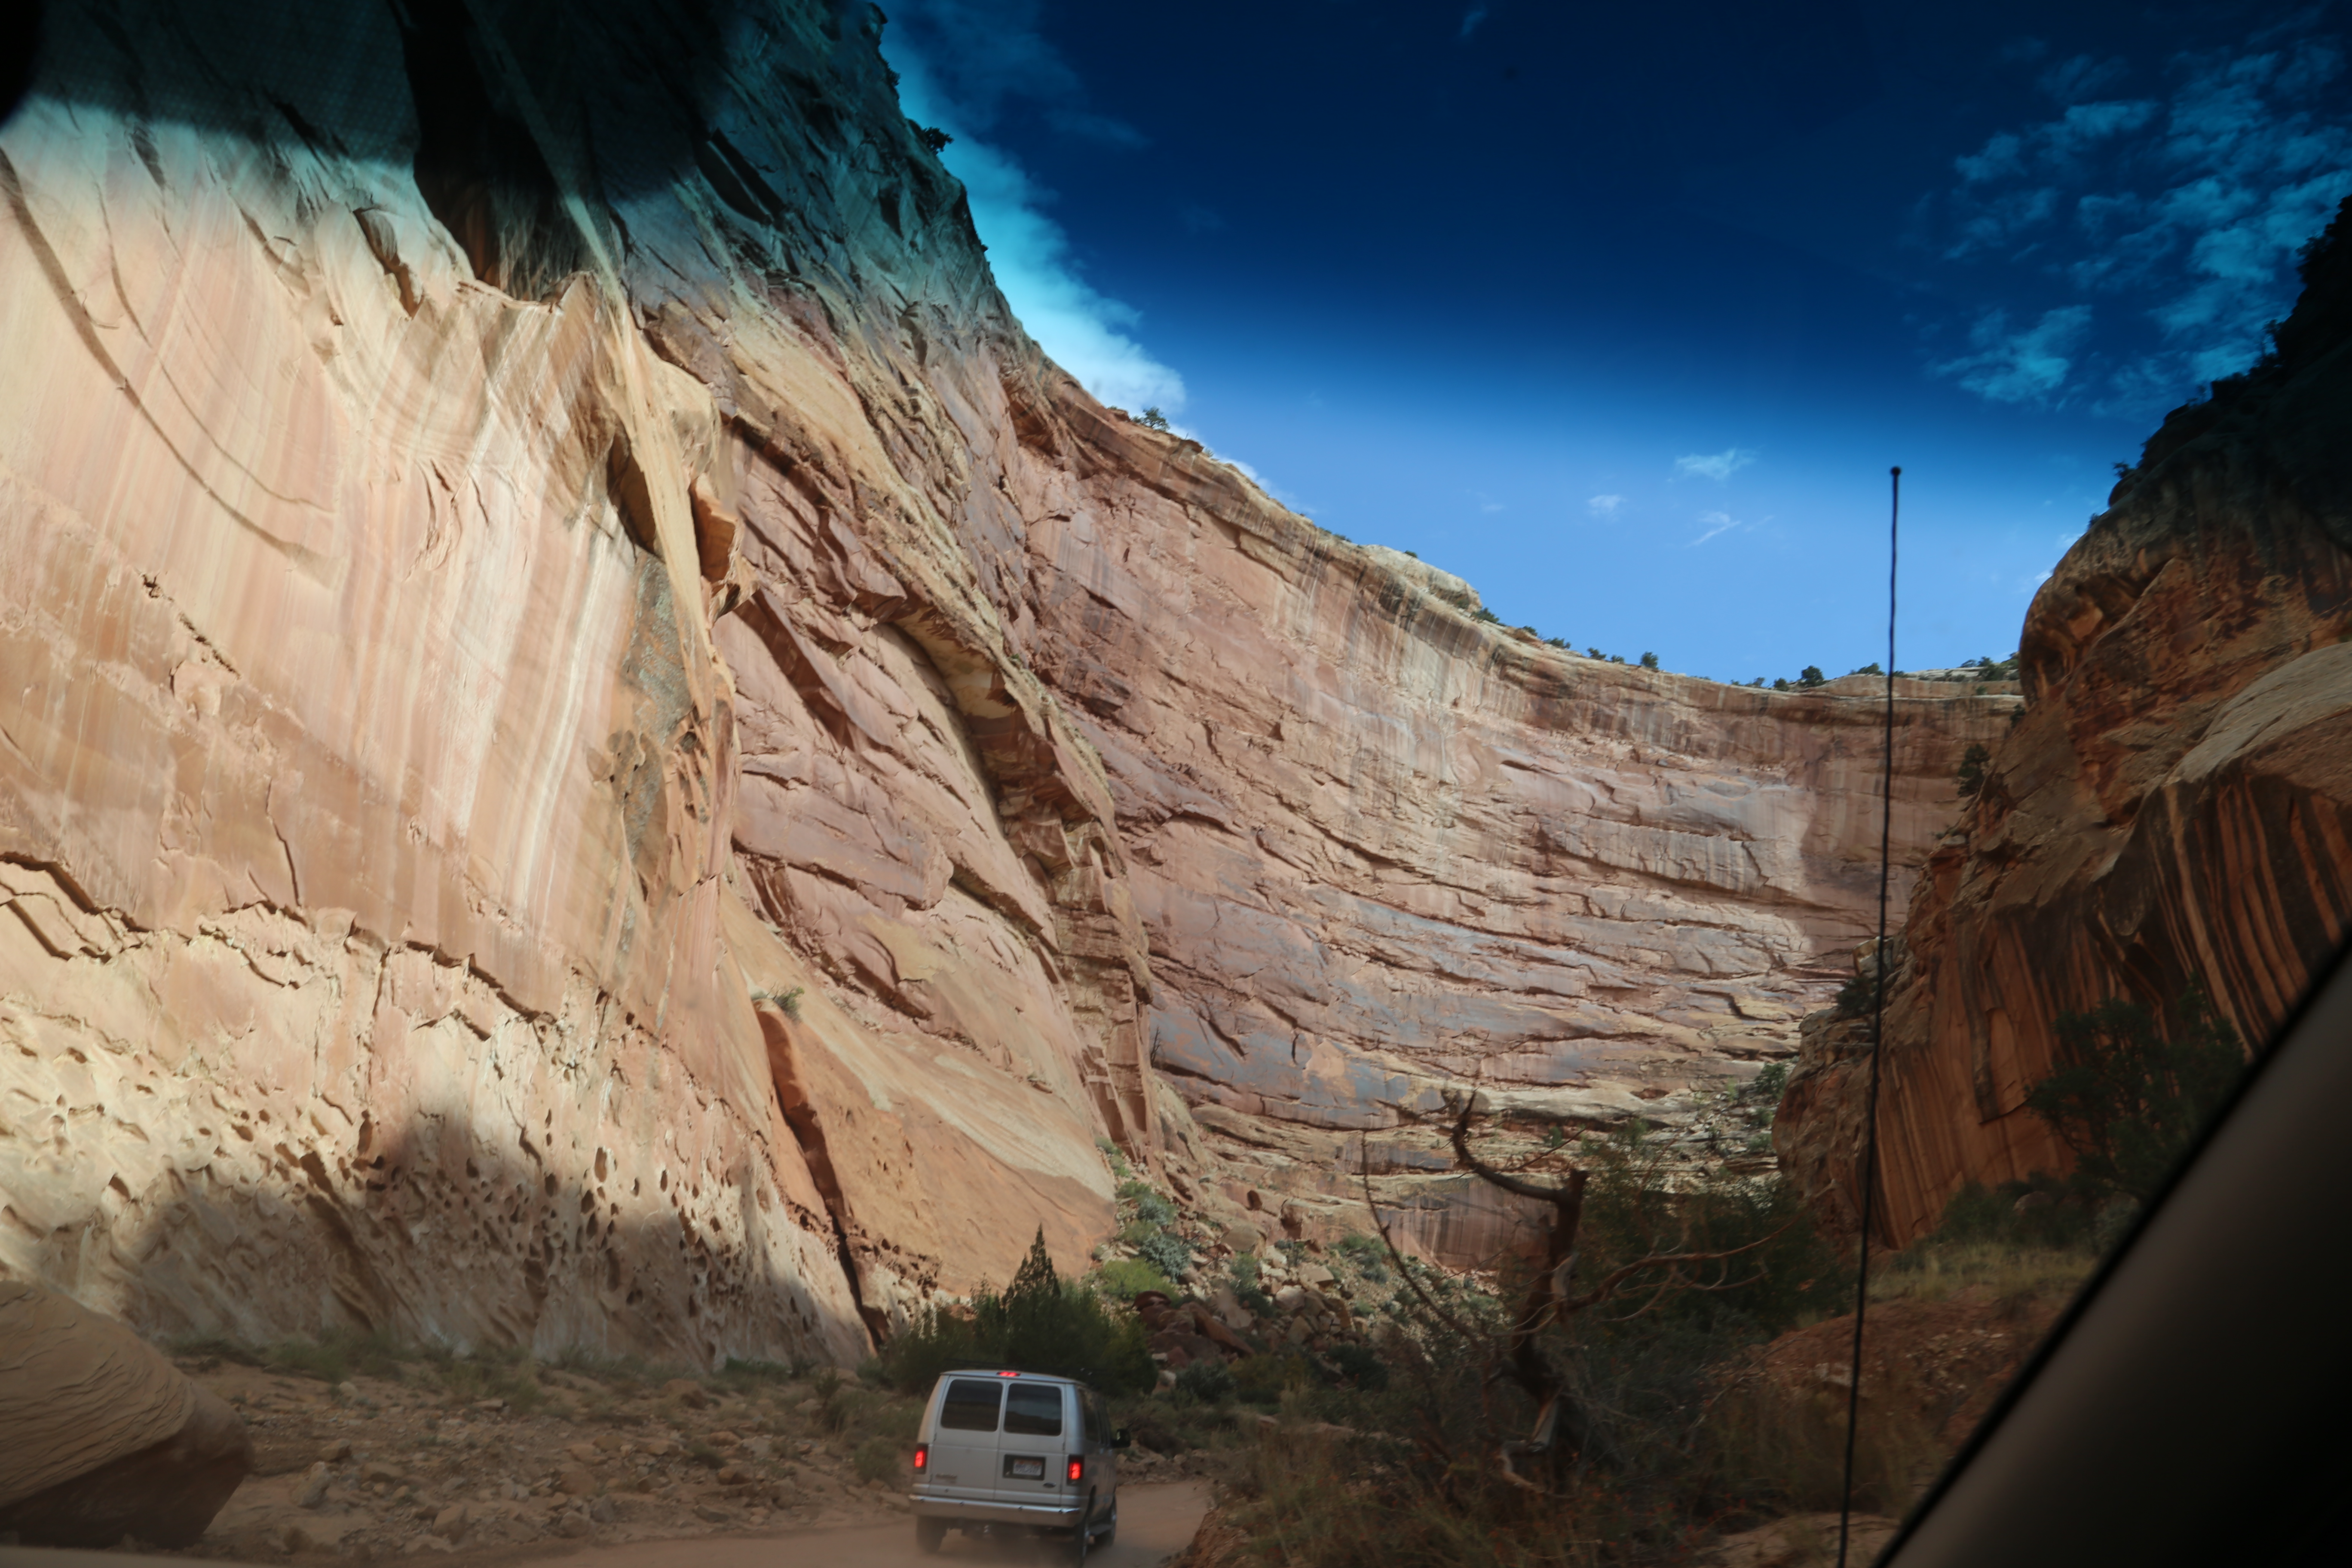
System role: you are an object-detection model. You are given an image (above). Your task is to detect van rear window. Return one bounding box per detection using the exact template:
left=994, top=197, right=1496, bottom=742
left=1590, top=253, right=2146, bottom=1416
left=940, top=1378, right=1004, bottom=1432
left=1004, top=1382, right=1063, bottom=1436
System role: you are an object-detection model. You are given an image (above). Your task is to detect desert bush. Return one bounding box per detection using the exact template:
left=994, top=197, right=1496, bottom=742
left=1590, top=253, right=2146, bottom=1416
left=854, top=1434, right=905, bottom=1484
left=1228, top=1254, right=1277, bottom=1317
left=1174, top=1360, right=1235, bottom=1404
left=1639, top=651, right=1660, bottom=670
left=881, top=1229, right=1156, bottom=1396
left=1798, top=665, right=1826, bottom=687
left=1093, top=1257, right=1176, bottom=1299
left=1133, top=1227, right=1193, bottom=1280
left=1118, top=1180, right=1177, bottom=1226
left=1230, top=1353, right=1311, bottom=1406
left=2026, top=989, right=2245, bottom=1207
left=1954, top=743, right=1991, bottom=798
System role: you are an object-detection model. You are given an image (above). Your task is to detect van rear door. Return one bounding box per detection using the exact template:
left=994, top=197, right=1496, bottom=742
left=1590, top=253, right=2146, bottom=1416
left=994, top=1378, right=1070, bottom=1507
left=927, top=1376, right=1005, bottom=1503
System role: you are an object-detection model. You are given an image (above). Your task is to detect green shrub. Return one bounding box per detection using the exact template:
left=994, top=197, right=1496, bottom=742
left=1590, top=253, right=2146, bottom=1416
left=854, top=1434, right=905, bottom=1484
left=1133, top=1228, right=1192, bottom=1280
left=881, top=1230, right=1156, bottom=1396
left=2026, top=989, right=2246, bottom=1207
left=717, top=1357, right=797, bottom=1390
left=1798, top=665, right=1826, bottom=687
left=1228, top=1255, right=1277, bottom=1317
left=1138, top=406, right=1172, bottom=431
left=1638, top=651, right=1660, bottom=670
left=1472, top=607, right=1501, bottom=625
left=1174, top=1360, right=1235, bottom=1403
left=1322, top=1343, right=1388, bottom=1390
left=1093, top=1258, right=1175, bottom=1299
left=1834, top=970, right=1877, bottom=1017
left=1230, top=1353, right=1307, bottom=1406
left=1118, top=1182, right=1176, bottom=1227
left=1955, top=743, right=1991, bottom=798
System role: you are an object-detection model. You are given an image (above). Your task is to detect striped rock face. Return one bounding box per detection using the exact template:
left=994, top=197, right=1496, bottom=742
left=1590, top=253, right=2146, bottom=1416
left=0, top=0, right=2012, bottom=1360
left=1776, top=217, right=2352, bottom=1245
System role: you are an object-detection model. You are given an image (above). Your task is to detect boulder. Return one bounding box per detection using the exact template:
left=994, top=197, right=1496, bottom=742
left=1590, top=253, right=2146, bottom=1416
left=0, top=1281, right=252, bottom=1547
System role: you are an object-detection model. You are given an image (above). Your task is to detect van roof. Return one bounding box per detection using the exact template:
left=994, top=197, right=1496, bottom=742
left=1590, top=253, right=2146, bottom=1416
left=940, top=1368, right=1086, bottom=1387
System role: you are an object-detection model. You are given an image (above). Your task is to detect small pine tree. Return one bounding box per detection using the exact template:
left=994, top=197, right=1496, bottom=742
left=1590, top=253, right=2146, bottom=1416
left=1798, top=666, right=1825, bottom=688
left=1954, top=743, right=1991, bottom=797
left=913, top=124, right=953, bottom=153
left=1638, top=651, right=1660, bottom=670
left=1772, top=677, right=1792, bottom=691
left=1137, top=406, right=1170, bottom=431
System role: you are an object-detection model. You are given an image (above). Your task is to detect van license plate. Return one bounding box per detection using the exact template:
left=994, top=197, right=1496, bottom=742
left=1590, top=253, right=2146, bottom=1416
left=1004, top=1456, right=1045, bottom=1479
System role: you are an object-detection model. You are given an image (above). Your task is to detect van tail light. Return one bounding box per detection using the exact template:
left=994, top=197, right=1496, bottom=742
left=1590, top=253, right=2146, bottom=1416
left=1066, top=1455, right=1083, bottom=1483
left=913, top=1443, right=928, bottom=1472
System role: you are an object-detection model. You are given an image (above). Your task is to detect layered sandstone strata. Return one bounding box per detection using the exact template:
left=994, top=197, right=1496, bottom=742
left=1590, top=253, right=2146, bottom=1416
left=1777, top=203, right=2352, bottom=1243
left=0, top=0, right=2009, bottom=1359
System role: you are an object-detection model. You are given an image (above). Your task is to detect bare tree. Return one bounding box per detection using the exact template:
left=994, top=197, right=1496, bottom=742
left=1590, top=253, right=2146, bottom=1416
left=1363, top=1091, right=1792, bottom=1491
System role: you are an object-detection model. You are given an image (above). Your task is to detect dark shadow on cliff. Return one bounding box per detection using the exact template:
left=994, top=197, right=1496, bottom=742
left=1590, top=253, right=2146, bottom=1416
left=3, top=0, right=950, bottom=299
left=15, top=1098, right=869, bottom=1372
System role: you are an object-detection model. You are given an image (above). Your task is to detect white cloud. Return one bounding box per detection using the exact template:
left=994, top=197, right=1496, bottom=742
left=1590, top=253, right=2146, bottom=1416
left=1673, top=447, right=1758, bottom=482
left=884, top=6, right=1186, bottom=415
left=1924, top=33, right=2352, bottom=415
left=1460, top=6, right=1489, bottom=39
left=1689, top=511, right=1742, bottom=546
left=1932, top=305, right=2093, bottom=404
left=1586, top=494, right=1624, bottom=517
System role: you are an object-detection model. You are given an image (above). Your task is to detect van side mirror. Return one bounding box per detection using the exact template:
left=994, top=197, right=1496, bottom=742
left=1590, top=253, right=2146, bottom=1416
left=1112, top=1428, right=1132, bottom=1450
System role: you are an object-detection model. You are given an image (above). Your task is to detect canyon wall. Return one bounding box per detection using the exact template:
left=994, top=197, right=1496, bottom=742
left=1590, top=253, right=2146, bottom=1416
left=1778, top=201, right=2352, bottom=1243
left=0, top=0, right=2007, bottom=1361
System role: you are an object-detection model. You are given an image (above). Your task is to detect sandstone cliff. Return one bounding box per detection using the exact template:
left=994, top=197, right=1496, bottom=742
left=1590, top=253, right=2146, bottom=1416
left=1778, top=200, right=2352, bottom=1243
left=0, top=0, right=2007, bottom=1361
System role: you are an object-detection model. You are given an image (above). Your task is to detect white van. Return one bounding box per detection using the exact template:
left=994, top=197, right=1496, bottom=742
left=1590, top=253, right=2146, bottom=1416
left=910, top=1369, right=1127, bottom=1559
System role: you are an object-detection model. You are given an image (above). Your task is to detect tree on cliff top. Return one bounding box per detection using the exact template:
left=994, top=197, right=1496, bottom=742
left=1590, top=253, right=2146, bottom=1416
left=2027, top=990, right=2248, bottom=1208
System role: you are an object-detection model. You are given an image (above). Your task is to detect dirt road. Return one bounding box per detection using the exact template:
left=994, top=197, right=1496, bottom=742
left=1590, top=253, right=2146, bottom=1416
left=530, top=1482, right=1211, bottom=1568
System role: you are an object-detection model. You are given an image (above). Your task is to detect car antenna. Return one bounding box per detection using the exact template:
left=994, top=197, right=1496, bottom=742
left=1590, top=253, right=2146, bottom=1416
left=1836, top=466, right=1900, bottom=1568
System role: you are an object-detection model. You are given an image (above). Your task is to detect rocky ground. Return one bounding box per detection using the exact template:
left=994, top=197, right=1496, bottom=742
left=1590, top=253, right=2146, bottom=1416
left=155, top=1351, right=1212, bottom=1563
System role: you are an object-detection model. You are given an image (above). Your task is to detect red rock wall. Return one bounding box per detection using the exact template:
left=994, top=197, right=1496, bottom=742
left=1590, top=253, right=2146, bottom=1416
left=0, top=0, right=2014, bottom=1356
left=1777, top=203, right=2352, bottom=1243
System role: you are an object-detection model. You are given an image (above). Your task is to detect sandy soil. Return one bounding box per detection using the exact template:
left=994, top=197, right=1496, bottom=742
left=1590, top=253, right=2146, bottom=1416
left=155, top=1358, right=1210, bottom=1564
left=529, top=1482, right=1211, bottom=1568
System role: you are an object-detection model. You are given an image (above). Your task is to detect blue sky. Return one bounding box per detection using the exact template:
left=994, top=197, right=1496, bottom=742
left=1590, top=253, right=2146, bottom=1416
left=882, top=1, right=2350, bottom=682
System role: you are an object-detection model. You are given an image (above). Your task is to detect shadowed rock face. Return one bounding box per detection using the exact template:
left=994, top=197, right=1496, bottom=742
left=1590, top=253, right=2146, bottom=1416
left=1777, top=201, right=2352, bottom=1245
left=0, top=1281, right=252, bottom=1547
left=0, top=0, right=2011, bottom=1354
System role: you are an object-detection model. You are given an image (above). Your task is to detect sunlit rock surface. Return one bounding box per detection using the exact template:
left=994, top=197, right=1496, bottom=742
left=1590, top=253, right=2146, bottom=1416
left=0, top=0, right=2012, bottom=1354
left=1777, top=203, right=2352, bottom=1243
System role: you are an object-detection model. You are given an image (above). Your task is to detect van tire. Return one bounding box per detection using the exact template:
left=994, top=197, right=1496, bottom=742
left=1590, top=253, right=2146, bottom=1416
left=914, top=1517, right=947, bottom=1555
left=1069, top=1496, right=1096, bottom=1564
left=1096, top=1509, right=1117, bottom=1553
